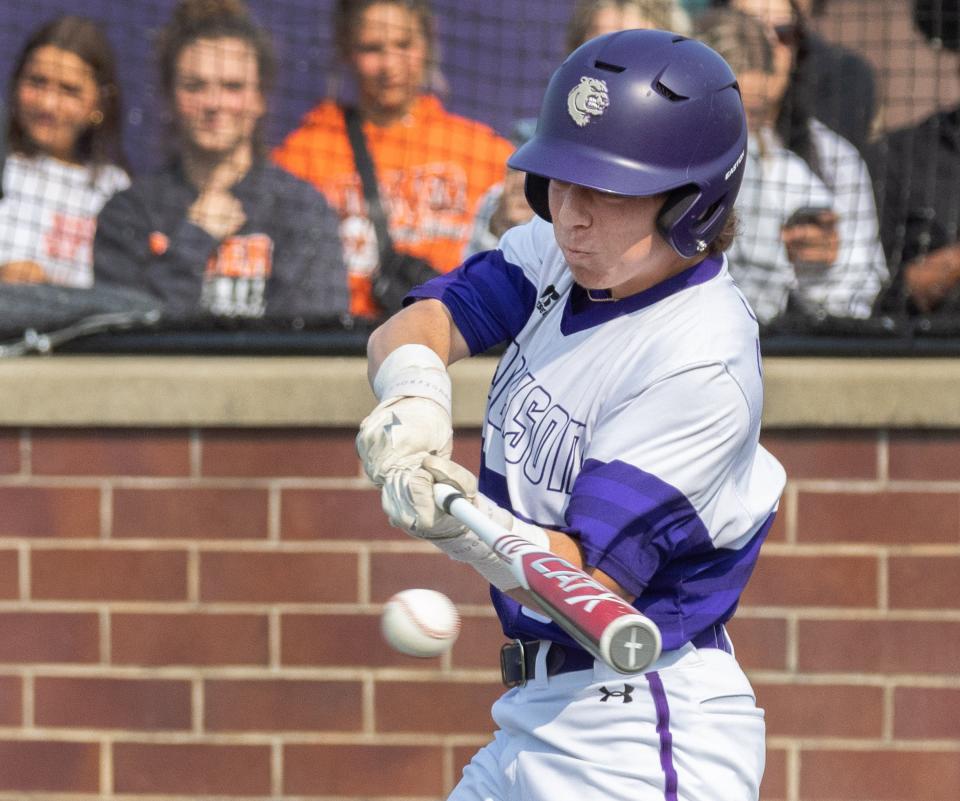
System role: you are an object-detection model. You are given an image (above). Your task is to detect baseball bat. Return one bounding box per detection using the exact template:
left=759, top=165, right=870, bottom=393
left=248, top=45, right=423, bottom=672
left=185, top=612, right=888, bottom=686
left=433, top=484, right=662, bottom=674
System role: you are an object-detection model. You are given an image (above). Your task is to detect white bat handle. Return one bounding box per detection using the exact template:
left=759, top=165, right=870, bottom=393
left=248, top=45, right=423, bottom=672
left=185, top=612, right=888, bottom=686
left=435, top=484, right=513, bottom=543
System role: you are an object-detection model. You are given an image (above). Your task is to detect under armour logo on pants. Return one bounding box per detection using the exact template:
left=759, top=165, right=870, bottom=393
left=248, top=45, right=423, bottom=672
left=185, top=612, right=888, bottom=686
left=599, top=685, right=634, bottom=703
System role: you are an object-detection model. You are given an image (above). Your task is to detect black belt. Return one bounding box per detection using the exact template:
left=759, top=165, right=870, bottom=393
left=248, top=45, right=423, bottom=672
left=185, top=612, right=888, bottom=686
left=499, top=624, right=732, bottom=687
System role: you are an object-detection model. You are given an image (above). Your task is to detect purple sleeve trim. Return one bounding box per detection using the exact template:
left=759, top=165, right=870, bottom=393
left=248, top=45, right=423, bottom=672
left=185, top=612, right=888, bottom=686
left=566, top=458, right=713, bottom=598
left=404, top=250, right=538, bottom=355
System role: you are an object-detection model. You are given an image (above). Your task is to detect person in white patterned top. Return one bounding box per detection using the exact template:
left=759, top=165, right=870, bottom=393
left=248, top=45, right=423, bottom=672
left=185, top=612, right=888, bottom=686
left=0, top=16, right=129, bottom=287
left=695, top=4, right=888, bottom=324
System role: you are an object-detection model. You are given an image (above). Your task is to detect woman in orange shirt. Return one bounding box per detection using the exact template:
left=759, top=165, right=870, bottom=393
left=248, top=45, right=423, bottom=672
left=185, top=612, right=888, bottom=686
left=274, top=0, right=512, bottom=319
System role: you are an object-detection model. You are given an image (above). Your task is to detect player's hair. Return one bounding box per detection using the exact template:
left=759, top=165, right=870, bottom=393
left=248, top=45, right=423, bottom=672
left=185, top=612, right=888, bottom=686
left=333, top=0, right=444, bottom=95
left=7, top=15, right=127, bottom=171
left=707, top=208, right=739, bottom=255
left=156, top=0, right=276, bottom=156
left=565, top=0, right=690, bottom=52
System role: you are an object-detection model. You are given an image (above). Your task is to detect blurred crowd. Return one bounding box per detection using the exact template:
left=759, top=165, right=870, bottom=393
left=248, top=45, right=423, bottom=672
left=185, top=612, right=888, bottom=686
left=1, top=0, right=958, bottom=342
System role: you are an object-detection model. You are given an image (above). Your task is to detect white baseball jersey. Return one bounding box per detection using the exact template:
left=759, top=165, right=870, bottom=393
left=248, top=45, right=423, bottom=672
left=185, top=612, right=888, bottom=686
left=409, top=216, right=786, bottom=651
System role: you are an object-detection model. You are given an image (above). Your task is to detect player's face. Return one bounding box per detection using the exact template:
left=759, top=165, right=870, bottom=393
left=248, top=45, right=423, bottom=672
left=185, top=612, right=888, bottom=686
left=173, top=37, right=264, bottom=157
left=548, top=180, right=688, bottom=298
left=15, top=45, right=101, bottom=163
left=350, top=3, right=429, bottom=122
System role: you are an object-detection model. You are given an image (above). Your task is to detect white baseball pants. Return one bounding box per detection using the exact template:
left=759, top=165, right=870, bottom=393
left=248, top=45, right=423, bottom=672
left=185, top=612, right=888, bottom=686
left=449, top=639, right=765, bottom=801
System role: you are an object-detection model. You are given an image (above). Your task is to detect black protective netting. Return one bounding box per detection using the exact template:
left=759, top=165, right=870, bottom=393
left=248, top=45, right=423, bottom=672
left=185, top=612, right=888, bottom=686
left=0, top=0, right=958, bottom=354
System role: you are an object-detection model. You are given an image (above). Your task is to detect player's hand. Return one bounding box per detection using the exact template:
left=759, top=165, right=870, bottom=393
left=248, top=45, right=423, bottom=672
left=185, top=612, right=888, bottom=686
left=380, top=456, right=475, bottom=538
left=382, top=455, right=547, bottom=592
left=357, top=396, right=453, bottom=486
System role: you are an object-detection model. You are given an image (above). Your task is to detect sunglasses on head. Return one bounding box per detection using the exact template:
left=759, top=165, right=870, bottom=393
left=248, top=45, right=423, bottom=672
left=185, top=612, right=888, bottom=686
left=773, top=23, right=799, bottom=46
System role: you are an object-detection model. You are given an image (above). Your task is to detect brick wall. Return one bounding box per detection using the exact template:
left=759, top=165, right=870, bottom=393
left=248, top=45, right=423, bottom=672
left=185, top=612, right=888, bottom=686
left=0, top=426, right=957, bottom=800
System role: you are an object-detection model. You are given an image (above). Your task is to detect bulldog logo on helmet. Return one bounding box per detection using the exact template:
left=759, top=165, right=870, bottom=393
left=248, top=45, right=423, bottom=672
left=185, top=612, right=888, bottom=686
left=567, top=76, right=609, bottom=127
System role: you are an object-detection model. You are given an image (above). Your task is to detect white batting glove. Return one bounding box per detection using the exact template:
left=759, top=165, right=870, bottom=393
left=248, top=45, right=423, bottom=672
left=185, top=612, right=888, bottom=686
left=382, top=455, right=550, bottom=593
left=357, top=345, right=453, bottom=486
left=380, top=456, right=475, bottom=538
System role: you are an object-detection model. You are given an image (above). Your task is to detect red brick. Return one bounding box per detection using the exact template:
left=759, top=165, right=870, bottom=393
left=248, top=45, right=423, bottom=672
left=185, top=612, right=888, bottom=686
left=31, top=429, right=190, bottom=476
left=205, top=679, right=362, bottom=732
left=452, top=745, right=479, bottom=786
left=114, top=742, right=270, bottom=796
left=0, top=740, right=99, bottom=792
left=800, top=749, right=960, bottom=801
left=760, top=747, right=787, bottom=801
left=766, top=508, right=788, bottom=542
left=889, top=556, right=960, bottom=610
left=31, top=549, right=187, bottom=601
left=757, top=683, right=884, bottom=737
left=797, top=619, right=960, bottom=675
left=199, top=551, right=358, bottom=603
left=0, top=676, right=21, bottom=725
left=451, top=430, right=483, bottom=476
left=376, top=681, right=502, bottom=734
left=894, top=687, right=960, bottom=739
left=761, top=431, right=879, bottom=479
left=35, top=677, right=191, bottom=730
left=889, top=431, right=960, bottom=480
left=113, top=487, right=269, bottom=539
left=370, top=552, right=493, bottom=605
left=0, top=612, right=98, bottom=663
left=796, top=491, right=959, bottom=544
left=282, top=613, right=431, bottom=667
left=201, top=428, right=360, bottom=477
left=281, top=487, right=395, bottom=540
left=0, top=551, right=18, bottom=599
left=0, top=431, right=20, bottom=474
left=284, top=744, right=444, bottom=796
left=742, top=554, right=878, bottom=608
left=720, top=617, right=789, bottom=671
left=0, top=487, right=99, bottom=538
left=451, top=614, right=511, bottom=670
left=112, top=613, right=268, bottom=666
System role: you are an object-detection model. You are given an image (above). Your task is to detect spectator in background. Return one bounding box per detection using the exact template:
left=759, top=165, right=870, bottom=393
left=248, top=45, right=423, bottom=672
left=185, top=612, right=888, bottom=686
left=462, top=118, right=536, bottom=259
left=715, top=0, right=877, bottom=155
left=0, top=16, right=129, bottom=287
left=94, top=0, right=348, bottom=323
left=695, top=6, right=887, bottom=324
left=565, top=0, right=691, bottom=50
left=873, top=0, right=960, bottom=315
left=273, top=0, right=513, bottom=320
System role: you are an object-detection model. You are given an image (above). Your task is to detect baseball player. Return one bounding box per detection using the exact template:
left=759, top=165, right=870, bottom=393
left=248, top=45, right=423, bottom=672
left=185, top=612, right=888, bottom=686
left=357, top=29, right=786, bottom=801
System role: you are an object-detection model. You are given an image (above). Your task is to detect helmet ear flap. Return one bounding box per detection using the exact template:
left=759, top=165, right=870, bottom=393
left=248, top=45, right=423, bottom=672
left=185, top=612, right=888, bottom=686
left=524, top=173, right=552, bottom=222
left=656, top=185, right=700, bottom=255
left=658, top=185, right=732, bottom=258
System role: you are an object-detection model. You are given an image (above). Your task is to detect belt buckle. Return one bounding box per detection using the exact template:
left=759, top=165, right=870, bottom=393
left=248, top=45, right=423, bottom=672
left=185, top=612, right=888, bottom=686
left=500, top=640, right=527, bottom=688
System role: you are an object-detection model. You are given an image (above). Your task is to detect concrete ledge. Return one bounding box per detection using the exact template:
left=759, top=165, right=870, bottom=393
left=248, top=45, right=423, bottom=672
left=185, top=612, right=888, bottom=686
left=0, top=355, right=956, bottom=428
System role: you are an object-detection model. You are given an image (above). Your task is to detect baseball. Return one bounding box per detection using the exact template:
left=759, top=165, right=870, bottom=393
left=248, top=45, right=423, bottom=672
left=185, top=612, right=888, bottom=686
left=381, top=588, right=461, bottom=657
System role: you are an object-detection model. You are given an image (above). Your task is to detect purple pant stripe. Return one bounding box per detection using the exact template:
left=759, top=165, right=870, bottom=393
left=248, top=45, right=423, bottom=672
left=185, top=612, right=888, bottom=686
left=646, top=671, right=679, bottom=801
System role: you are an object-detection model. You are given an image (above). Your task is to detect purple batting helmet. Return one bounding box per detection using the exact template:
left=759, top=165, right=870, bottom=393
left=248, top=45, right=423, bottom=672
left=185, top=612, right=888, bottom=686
left=508, top=29, right=747, bottom=258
